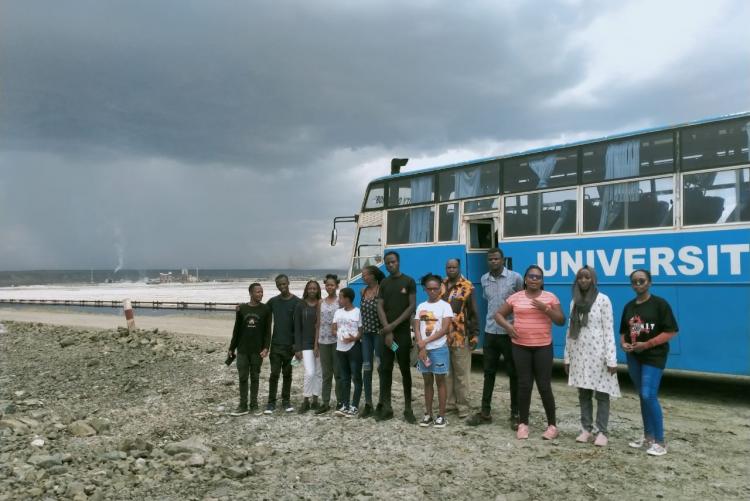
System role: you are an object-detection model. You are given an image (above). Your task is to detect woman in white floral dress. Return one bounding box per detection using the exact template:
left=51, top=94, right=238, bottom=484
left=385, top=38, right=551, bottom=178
left=564, top=266, right=620, bottom=447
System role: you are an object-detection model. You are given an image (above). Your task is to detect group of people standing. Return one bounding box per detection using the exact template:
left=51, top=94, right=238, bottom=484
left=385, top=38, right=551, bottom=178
left=227, top=248, right=678, bottom=456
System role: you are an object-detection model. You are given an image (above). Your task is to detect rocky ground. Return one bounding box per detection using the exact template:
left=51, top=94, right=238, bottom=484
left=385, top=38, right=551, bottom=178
left=1, top=320, right=748, bottom=500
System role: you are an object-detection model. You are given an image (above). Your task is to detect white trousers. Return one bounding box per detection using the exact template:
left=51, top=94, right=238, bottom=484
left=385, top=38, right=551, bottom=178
left=303, top=349, right=323, bottom=397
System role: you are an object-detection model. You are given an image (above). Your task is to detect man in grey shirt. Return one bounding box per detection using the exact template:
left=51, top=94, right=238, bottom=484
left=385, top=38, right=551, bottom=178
left=466, top=247, right=523, bottom=429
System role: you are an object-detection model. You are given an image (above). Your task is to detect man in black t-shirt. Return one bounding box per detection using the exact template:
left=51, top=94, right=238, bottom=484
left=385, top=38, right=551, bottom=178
left=264, top=274, right=302, bottom=415
left=376, top=251, right=417, bottom=423
left=228, top=283, right=271, bottom=416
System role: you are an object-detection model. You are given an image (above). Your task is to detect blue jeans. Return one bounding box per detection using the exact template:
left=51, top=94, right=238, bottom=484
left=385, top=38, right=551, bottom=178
left=626, top=353, right=665, bottom=442
left=361, top=331, right=382, bottom=405
left=337, top=343, right=363, bottom=408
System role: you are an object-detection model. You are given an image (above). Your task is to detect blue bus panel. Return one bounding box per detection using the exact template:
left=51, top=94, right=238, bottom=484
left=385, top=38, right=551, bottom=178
left=351, top=228, right=749, bottom=376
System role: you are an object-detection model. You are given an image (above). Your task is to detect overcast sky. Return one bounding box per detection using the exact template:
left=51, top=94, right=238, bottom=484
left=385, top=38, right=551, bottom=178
left=1, top=0, right=748, bottom=271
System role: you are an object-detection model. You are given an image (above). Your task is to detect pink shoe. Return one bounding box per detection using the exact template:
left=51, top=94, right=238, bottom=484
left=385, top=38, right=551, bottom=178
left=516, top=423, right=529, bottom=440
left=576, top=431, right=592, bottom=443
left=542, top=425, right=559, bottom=440
left=594, top=433, right=608, bottom=447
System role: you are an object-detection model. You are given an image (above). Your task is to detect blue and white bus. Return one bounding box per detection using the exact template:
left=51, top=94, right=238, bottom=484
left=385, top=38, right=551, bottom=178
left=333, top=113, right=750, bottom=377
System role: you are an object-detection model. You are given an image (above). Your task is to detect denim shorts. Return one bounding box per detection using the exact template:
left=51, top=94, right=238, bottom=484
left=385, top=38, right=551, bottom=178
left=417, top=344, right=450, bottom=375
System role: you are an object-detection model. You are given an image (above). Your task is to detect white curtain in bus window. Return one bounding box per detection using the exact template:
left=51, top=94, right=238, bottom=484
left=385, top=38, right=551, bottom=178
left=387, top=207, right=435, bottom=244
left=680, top=119, right=750, bottom=171
left=438, top=163, right=499, bottom=201
left=438, top=203, right=458, bottom=241
left=584, top=177, right=673, bottom=232
left=388, top=176, right=434, bottom=206
left=582, top=133, right=673, bottom=183
left=503, top=150, right=577, bottom=193
left=503, top=189, right=576, bottom=237
left=529, top=155, right=556, bottom=188
left=598, top=140, right=641, bottom=230
left=683, top=167, right=750, bottom=225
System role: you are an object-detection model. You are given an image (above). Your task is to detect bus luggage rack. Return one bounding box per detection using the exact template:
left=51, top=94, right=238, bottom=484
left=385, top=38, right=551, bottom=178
left=0, top=299, right=238, bottom=311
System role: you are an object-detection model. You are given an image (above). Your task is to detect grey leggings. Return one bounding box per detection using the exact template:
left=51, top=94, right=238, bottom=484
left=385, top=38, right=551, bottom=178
left=578, top=388, right=611, bottom=435
left=318, top=343, right=341, bottom=406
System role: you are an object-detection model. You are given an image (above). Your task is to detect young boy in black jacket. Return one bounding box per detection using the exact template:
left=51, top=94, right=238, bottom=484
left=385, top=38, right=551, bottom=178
left=228, top=283, right=271, bottom=415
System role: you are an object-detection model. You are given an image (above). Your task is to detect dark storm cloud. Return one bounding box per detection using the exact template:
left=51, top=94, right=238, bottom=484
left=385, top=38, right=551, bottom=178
left=0, top=0, right=599, bottom=167
left=1, top=0, right=748, bottom=270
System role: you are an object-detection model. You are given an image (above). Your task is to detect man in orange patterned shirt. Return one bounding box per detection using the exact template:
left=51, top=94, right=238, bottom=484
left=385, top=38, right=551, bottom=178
left=441, top=258, right=478, bottom=418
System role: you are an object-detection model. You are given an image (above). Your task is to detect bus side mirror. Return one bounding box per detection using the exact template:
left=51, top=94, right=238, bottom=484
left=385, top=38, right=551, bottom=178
left=330, top=228, right=338, bottom=246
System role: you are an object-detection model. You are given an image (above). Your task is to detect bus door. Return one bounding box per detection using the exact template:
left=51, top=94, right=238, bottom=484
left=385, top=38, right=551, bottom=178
left=464, top=215, right=498, bottom=345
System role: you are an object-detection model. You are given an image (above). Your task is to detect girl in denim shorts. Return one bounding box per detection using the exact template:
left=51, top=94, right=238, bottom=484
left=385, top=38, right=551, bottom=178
left=413, top=274, right=454, bottom=428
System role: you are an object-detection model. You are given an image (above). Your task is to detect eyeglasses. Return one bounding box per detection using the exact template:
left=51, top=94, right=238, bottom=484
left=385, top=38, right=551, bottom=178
left=526, top=274, right=542, bottom=280
left=631, top=279, right=647, bottom=286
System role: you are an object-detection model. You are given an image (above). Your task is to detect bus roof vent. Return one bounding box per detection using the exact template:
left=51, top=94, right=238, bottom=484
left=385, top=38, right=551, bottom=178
left=391, top=158, right=408, bottom=175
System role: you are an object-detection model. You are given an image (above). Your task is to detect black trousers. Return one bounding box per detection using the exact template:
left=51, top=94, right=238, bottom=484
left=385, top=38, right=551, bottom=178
left=237, top=351, right=262, bottom=407
left=377, top=327, right=412, bottom=409
left=512, top=343, right=556, bottom=426
left=268, top=344, right=294, bottom=405
left=481, top=333, right=519, bottom=416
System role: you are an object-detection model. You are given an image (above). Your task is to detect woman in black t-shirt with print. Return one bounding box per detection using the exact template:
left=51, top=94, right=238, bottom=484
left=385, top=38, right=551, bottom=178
left=619, top=269, right=678, bottom=457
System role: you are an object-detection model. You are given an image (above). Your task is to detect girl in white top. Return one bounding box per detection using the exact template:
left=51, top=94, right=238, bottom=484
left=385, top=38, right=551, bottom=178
left=413, top=274, right=454, bottom=428
left=564, top=266, right=620, bottom=447
left=332, top=287, right=363, bottom=417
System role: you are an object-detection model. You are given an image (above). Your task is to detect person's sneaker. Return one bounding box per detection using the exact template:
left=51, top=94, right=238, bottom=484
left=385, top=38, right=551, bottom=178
left=283, top=402, right=295, bottom=413
left=594, top=433, right=608, bottom=447
left=229, top=405, right=248, bottom=417
left=375, top=405, right=393, bottom=422
left=298, top=400, right=311, bottom=414
left=458, top=409, right=470, bottom=419
left=466, top=413, right=492, bottom=426
left=334, top=403, right=348, bottom=417
left=249, top=402, right=259, bottom=413
left=542, top=425, right=559, bottom=440
left=314, top=403, right=330, bottom=415
left=433, top=416, right=448, bottom=428
left=359, top=404, right=373, bottom=419
left=628, top=436, right=651, bottom=449
left=516, top=423, right=529, bottom=440
left=509, top=414, right=520, bottom=431
left=403, top=408, right=417, bottom=424
left=345, top=406, right=359, bottom=418
left=419, top=414, right=433, bottom=427
left=646, top=443, right=667, bottom=456
left=576, top=430, right=592, bottom=443
left=263, top=403, right=275, bottom=415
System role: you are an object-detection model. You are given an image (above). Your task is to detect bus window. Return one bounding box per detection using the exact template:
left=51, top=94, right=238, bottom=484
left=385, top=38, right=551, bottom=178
left=683, top=167, right=750, bottom=225
left=388, top=175, right=434, bottom=206
left=503, top=149, right=577, bottom=193
left=386, top=207, right=435, bottom=244
left=438, top=162, right=500, bottom=201
left=583, top=176, right=673, bottom=232
left=582, top=133, right=674, bottom=183
left=681, top=119, right=750, bottom=171
left=351, top=226, right=382, bottom=278
left=364, top=183, right=385, bottom=210
left=438, top=203, right=459, bottom=241
left=464, top=197, right=499, bottom=214
left=503, top=188, right=577, bottom=237
left=468, top=220, right=495, bottom=249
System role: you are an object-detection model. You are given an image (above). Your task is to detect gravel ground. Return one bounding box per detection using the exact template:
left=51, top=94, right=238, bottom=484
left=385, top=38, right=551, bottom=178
left=1, top=320, right=748, bottom=500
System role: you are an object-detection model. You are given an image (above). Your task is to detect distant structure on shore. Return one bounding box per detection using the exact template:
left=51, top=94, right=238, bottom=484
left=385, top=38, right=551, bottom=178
left=147, top=269, right=200, bottom=284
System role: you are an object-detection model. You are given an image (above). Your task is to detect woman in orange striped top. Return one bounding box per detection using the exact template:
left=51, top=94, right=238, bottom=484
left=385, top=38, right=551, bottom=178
left=494, top=265, right=565, bottom=440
